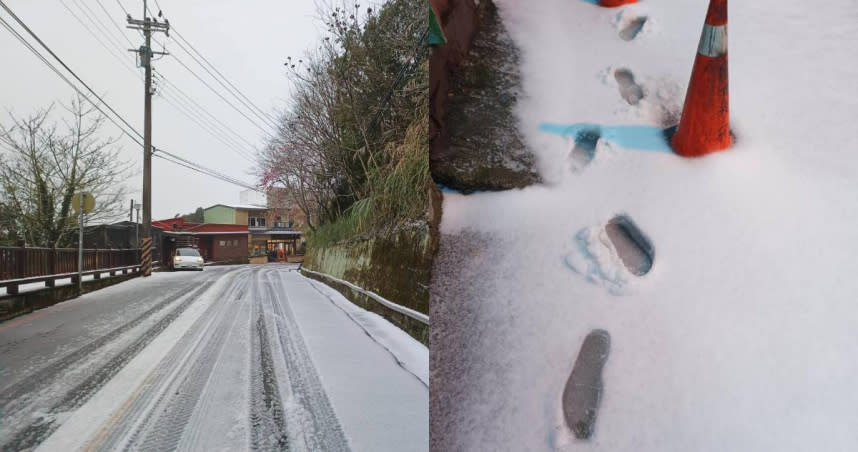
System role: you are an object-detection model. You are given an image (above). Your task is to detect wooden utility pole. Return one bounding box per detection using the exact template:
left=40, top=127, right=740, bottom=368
left=127, top=1, right=168, bottom=277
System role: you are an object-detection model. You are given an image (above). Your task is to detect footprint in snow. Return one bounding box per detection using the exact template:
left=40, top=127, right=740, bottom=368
left=618, top=15, right=647, bottom=41
left=563, top=213, right=654, bottom=294
left=567, top=127, right=601, bottom=171
left=614, top=68, right=645, bottom=106
left=613, top=7, right=649, bottom=41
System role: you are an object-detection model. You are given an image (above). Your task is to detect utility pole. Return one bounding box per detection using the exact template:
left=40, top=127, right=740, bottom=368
left=127, top=1, right=168, bottom=277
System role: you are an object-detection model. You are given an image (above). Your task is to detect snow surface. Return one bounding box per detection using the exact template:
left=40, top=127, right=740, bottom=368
left=305, top=277, right=430, bottom=387
left=283, top=269, right=429, bottom=451
left=2, top=264, right=426, bottom=451
left=16, top=272, right=103, bottom=294
left=433, top=0, right=858, bottom=451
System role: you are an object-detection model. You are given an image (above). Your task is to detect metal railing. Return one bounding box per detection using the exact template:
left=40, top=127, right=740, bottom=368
left=0, top=246, right=138, bottom=280
left=299, top=267, right=429, bottom=325
left=0, top=246, right=140, bottom=295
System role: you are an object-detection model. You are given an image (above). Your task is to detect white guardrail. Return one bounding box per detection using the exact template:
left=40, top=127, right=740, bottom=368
left=299, top=267, right=429, bottom=325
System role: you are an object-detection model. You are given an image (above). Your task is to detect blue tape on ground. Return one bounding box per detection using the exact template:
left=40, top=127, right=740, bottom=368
left=540, top=122, right=674, bottom=153
left=435, top=183, right=487, bottom=195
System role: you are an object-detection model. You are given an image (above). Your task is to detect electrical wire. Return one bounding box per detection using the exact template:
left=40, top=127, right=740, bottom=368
left=144, top=1, right=280, bottom=131
left=0, top=13, right=143, bottom=147
left=0, top=0, right=142, bottom=141
left=166, top=45, right=278, bottom=141
left=70, top=0, right=130, bottom=54
left=169, top=32, right=280, bottom=130
left=57, top=0, right=260, bottom=163
left=93, top=0, right=135, bottom=48
left=154, top=70, right=260, bottom=151
left=0, top=2, right=261, bottom=191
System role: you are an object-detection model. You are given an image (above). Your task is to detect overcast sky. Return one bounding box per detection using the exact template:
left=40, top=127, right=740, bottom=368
left=0, top=0, right=336, bottom=220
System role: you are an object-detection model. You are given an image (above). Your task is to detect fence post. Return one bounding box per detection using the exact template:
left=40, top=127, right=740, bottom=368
left=93, top=248, right=101, bottom=280
left=46, top=247, right=57, bottom=288
left=15, top=241, right=26, bottom=280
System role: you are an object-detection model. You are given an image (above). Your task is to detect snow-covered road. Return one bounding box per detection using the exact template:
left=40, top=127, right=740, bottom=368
left=0, top=264, right=427, bottom=451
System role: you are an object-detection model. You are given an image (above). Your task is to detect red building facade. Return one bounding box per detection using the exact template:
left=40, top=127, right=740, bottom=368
left=152, top=218, right=249, bottom=265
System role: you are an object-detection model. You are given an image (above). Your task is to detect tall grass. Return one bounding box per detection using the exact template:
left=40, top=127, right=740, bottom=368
left=307, top=62, right=430, bottom=248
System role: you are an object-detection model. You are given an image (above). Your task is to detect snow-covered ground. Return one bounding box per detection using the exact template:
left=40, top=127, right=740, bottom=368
left=431, top=0, right=858, bottom=451
left=0, top=264, right=427, bottom=451
left=16, top=272, right=105, bottom=294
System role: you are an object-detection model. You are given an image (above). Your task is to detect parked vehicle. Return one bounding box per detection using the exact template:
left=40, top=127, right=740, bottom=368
left=171, top=247, right=204, bottom=271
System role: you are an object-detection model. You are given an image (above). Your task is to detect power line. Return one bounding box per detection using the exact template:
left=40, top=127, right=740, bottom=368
left=0, top=0, right=143, bottom=141
left=155, top=82, right=256, bottom=163
left=154, top=148, right=259, bottom=191
left=0, top=12, right=143, bottom=147
left=70, top=0, right=129, bottom=53
left=113, top=0, right=129, bottom=16
left=0, top=2, right=260, bottom=192
left=167, top=49, right=277, bottom=140
left=93, top=0, right=134, bottom=48
left=172, top=29, right=280, bottom=128
left=56, top=0, right=260, bottom=163
left=57, top=0, right=139, bottom=78
left=115, top=2, right=276, bottom=154
left=144, top=2, right=280, bottom=131
left=154, top=69, right=260, bottom=149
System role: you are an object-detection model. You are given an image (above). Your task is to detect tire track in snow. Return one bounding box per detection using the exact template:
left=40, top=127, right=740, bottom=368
left=250, top=292, right=289, bottom=450
left=261, top=268, right=351, bottom=451
left=0, top=279, right=216, bottom=451
left=89, top=267, right=251, bottom=451
left=135, top=287, right=245, bottom=451
left=0, top=279, right=202, bottom=400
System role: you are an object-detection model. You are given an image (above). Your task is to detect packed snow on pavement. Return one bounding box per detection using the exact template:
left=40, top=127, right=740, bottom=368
left=431, top=0, right=858, bottom=451
left=0, top=264, right=427, bottom=451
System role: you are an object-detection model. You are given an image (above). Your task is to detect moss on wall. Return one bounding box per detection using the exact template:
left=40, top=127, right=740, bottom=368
left=303, top=222, right=433, bottom=344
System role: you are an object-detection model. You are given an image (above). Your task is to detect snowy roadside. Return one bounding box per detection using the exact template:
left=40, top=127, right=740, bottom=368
left=273, top=268, right=429, bottom=452
left=304, top=275, right=429, bottom=386
left=432, top=0, right=858, bottom=451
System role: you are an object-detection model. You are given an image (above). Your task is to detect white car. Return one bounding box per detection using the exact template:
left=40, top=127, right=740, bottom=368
left=171, top=247, right=204, bottom=271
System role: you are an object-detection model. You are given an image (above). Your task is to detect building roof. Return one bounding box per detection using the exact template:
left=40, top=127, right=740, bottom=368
left=203, top=203, right=267, bottom=211
left=184, top=223, right=248, bottom=233
left=152, top=218, right=248, bottom=235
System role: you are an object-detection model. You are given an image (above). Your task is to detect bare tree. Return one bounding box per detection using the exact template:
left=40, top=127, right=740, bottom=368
left=258, top=0, right=428, bottom=240
left=0, top=95, right=132, bottom=247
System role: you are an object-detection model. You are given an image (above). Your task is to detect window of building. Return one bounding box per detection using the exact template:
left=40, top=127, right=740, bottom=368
left=219, top=240, right=226, bottom=246
left=249, top=217, right=266, bottom=228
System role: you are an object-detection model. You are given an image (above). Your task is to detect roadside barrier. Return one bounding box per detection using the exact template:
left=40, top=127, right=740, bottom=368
left=299, top=267, right=429, bottom=325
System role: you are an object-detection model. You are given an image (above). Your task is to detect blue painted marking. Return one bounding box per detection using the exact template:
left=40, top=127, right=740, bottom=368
left=435, top=183, right=487, bottom=195
left=540, top=122, right=674, bottom=153
left=435, top=183, right=461, bottom=194
left=579, top=0, right=600, bottom=4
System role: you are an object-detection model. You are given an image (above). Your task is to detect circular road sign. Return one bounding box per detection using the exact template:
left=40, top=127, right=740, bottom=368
left=72, top=192, right=96, bottom=214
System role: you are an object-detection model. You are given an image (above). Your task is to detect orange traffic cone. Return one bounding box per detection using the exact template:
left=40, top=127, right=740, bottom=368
left=671, top=0, right=730, bottom=157
left=599, top=0, right=637, bottom=6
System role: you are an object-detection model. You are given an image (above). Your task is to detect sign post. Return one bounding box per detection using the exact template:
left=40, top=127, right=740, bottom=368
left=73, top=192, right=95, bottom=292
